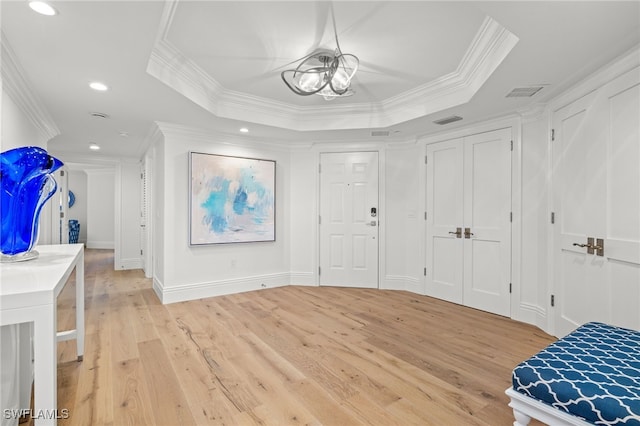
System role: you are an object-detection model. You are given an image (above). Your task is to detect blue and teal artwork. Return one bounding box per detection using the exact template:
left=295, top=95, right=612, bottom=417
left=190, top=152, right=275, bottom=244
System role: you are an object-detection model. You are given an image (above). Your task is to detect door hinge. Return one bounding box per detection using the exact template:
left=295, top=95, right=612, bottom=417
left=423, top=267, right=427, bottom=276
left=424, top=155, right=428, bottom=165
left=551, top=129, right=555, bottom=141
left=60, top=170, right=65, bottom=176
left=551, top=212, right=555, bottom=224
left=510, top=140, right=513, bottom=151
left=424, top=212, right=427, bottom=220
left=551, top=294, right=555, bottom=307
left=318, top=164, right=321, bottom=173
left=319, top=215, right=321, bottom=225
left=510, top=212, right=513, bottom=222
left=318, top=266, right=321, bottom=276
left=140, top=249, right=143, bottom=255
left=509, top=283, right=512, bottom=293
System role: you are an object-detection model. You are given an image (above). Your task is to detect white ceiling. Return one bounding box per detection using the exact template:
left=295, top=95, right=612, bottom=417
left=2, top=1, right=639, bottom=160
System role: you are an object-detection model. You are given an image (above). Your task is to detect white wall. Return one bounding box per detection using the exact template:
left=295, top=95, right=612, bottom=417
left=289, top=149, right=317, bottom=285
left=152, top=123, right=291, bottom=303
left=517, top=116, right=550, bottom=329
left=383, top=145, right=422, bottom=293
left=152, top=132, right=166, bottom=286
left=1, top=92, right=47, bottom=150
left=86, top=169, right=115, bottom=249
left=67, top=169, right=88, bottom=243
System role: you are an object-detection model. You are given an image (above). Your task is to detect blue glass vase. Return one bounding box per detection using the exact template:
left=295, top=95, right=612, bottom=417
left=1, top=146, right=63, bottom=262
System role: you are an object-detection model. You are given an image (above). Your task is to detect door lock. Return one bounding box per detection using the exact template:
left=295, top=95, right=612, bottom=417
left=593, top=238, right=604, bottom=257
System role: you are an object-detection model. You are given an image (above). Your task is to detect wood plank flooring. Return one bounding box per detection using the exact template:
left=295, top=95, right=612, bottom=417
left=50, top=249, right=554, bottom=425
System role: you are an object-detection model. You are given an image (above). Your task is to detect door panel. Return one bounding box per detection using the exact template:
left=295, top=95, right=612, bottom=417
left=463, top=129, right=512, bottom=316
left=426, top=140, right=464, bottom=303
left=320, top=152, right=379, bottom=288
left=554, top=67, right=640, bottom=337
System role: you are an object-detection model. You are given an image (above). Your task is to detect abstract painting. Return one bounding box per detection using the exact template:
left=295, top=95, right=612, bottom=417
left=190, top=152, right=275, bottom=244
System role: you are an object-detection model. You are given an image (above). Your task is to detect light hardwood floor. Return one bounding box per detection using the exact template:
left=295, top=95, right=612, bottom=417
left=51, top=249, right=554, bottom=425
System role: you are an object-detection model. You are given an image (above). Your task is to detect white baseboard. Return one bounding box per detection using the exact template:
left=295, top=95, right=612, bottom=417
left=158, top=272, right=291, bottom=304
left=152, top=275, right=164, bottom=303
left=289, top=272, right=316, bottom=286
left=381, top=275, right=423, bottom=293
left=116, top=257, right=143, bottom=270
left=86, top=240, right=114, bottom=249
left=515, top=302, right=548, bottom=331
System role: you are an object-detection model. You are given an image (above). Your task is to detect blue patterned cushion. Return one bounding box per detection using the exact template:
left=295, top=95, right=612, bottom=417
left=513, top=322, right=640, bottom=425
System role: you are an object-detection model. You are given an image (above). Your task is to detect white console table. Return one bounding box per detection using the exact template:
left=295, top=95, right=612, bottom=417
left=0, top=244, right=85, bottom=425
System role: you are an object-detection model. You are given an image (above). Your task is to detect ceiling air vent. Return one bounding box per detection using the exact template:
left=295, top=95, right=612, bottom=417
left=89, top=112, right=110, bottom=119
left=506, top=86, right=544, bottom=98
left=433, top=115, right=463, bottom=125
left=371, top=130, right=390, bottom=137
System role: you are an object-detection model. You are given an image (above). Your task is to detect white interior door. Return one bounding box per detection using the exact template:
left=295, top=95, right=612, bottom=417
left=426, top=139, right=464, bottom=303
left=553, top=67, right=640, bottom=337
left=425, top=128, right=512, bottom=316
left=319, top=152, right=379, bottom=288
left=462, top=129, right=512, bottom=317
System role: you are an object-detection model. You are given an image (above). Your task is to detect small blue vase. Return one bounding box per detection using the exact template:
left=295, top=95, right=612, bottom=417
left=1, top=146, right=63, bottom=262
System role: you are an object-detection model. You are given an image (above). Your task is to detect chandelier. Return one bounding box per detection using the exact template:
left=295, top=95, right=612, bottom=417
left=281, top=48, right=359, bottom=101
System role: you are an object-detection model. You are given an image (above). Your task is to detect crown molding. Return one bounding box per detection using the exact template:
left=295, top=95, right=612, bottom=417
left=549, top=45, right=640, bottom=113
left=48, top=150, right=135, bottom=167
left=1, top=31, right=60, bottom=142
left=154, top=121, right=295, bottom=152
left=147, top=1, right=518, bottom=132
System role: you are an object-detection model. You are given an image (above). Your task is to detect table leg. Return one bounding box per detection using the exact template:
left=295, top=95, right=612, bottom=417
left=75, top=250, right=84, bottom=361
left=32, top=304, right=57, bottom=426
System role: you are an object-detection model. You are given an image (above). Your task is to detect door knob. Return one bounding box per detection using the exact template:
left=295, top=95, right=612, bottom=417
left=365, top=221, right=377, bottom=226
left=572, top=237, right=595, bottom=254
left=464, top=227, right=474, bottom=239
left=448, top=227, right=462, bottom=238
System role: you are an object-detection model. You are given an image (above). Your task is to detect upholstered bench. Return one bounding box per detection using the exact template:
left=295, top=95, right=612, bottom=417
left=506, top=322, right=640, bottom=425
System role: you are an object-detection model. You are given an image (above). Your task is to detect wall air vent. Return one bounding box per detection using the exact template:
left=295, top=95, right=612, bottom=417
left=371, top=130, right=390, bottom=137
left=89, top=112, right=110, bottom=119
left=433, top=115, right=463, bottom=125
left=506, top=86, right=544, bottom=98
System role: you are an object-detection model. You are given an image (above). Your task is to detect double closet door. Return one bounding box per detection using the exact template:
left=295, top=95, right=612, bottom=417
left=553, top=67, right=640, bottom=337
left=425, top=128, right=512, bottom=317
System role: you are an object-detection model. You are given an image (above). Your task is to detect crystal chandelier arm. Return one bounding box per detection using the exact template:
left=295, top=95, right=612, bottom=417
left=327, top=54, right=358, bottom=95
left=281, top=68, right=334, bottom=96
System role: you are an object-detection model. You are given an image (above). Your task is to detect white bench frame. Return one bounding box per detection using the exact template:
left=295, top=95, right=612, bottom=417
left=505, top=387, right=592, bottom=426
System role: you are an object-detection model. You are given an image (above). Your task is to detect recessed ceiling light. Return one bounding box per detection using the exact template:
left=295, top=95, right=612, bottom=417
left=29, top=1, right=58, bottom=16
left=89, top=143, right=101, bottom=151
left=239, top=128, right=249, bottom=133
left=89, top=81, right=109, bottom=92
